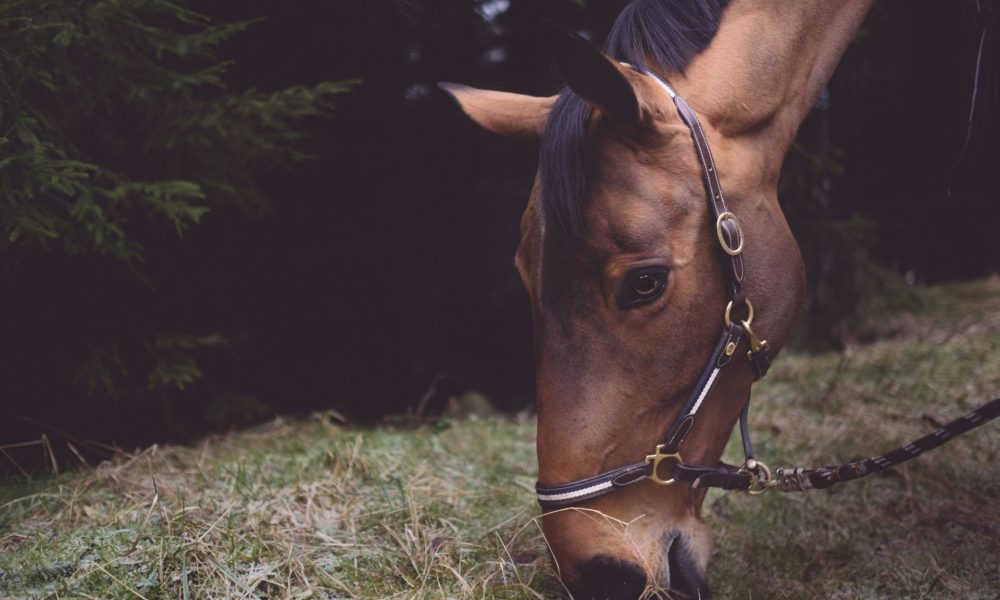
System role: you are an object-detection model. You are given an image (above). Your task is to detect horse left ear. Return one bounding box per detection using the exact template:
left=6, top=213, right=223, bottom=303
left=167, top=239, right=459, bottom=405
left=438, top=83, right=554, bottom=139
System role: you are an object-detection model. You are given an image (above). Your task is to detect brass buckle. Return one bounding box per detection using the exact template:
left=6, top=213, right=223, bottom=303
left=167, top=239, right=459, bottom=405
left=645, top=445, right=683, bottom=486
left=740, top=458, right=776, bottom=496
left=716, top=212, right=744, bottom=256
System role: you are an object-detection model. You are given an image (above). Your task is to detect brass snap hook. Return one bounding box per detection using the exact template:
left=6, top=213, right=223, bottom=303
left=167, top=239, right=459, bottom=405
left=725, top=299, right=769, bottom=357
left=740, top=319, right=770, bottom=356
left=741, top=458, right=776, bottom=496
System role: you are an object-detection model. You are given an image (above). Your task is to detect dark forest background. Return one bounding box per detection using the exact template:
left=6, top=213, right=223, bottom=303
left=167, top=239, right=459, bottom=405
left=1, top=0, right=998, bottom=466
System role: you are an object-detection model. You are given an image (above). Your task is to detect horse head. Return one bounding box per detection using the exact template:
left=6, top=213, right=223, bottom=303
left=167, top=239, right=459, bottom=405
left=441, top=1, right=872, bottom=596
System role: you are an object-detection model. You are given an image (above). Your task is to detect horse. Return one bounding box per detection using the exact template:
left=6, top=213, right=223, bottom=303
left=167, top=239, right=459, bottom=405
left=441, top=0, right=874, bottom=597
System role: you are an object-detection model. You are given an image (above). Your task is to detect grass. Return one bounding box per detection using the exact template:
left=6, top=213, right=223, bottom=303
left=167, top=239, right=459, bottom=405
left=1, top=277, right=999, bottom=599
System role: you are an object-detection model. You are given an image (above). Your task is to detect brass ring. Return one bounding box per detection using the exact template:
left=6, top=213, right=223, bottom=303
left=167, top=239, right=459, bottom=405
left=715, top=212, right=744, bottom=256
left=724, top=299, right=754, bottom=328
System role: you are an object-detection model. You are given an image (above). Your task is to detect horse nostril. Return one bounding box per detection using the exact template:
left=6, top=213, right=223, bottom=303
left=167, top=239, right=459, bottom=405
left=666, top=536, right=710, bottom=600
left=573, top=555, right=648, bottom=600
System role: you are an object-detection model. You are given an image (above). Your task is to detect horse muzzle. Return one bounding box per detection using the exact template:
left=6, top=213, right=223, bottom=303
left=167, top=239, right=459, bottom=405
left=544, top=505, right=712, bottom=600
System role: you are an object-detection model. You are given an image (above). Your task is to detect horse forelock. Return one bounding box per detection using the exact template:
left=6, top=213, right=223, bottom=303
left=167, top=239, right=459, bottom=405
left=538, top=0, right=728, bottom=238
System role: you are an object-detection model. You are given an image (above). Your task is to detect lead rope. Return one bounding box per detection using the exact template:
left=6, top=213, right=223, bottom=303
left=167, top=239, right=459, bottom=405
left=687, top=397, right=1000, bottom=495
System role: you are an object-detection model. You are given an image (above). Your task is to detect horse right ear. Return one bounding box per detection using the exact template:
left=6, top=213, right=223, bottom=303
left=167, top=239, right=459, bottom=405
left=438, top=83, right=554, bottom=139
left=542, top=26, right=642, bottom=129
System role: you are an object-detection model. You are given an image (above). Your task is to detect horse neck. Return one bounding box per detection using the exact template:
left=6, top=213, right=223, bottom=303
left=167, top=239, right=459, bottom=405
left=666, top=1, right=877, bottom=366
left=677, top=0, right=875, bottom=157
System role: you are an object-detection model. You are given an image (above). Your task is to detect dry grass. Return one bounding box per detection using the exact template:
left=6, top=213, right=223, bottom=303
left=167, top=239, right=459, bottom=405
left=0, top=416, right=559, bottom=599
left=1, top=277, right=999, bottom=599
left=709, top=277, right=1000, bottom=599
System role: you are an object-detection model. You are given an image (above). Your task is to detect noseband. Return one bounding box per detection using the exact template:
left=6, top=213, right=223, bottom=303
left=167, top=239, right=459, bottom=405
left=535, top=65, right=1000, bottom=509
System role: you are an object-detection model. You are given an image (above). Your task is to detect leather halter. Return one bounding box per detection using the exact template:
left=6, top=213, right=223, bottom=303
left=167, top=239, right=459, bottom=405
left=534, top=66, right=1000, bottom=508
left=536, top=66, right=771, bottom=508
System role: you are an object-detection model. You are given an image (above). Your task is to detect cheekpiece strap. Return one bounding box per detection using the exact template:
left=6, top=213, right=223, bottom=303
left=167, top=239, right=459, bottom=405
left=535, top=64, right=768, bottom=509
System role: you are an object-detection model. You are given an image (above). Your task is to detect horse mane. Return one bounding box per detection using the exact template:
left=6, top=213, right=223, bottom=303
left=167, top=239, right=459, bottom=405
left=539, top=0, right=728, bottom=237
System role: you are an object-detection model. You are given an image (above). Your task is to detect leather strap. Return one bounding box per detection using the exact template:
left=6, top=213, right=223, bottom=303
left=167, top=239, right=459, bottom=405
left=536, top=462, right=652, bottom=506
left=662, top=69, right=770, bottom=380
left=672, top=94, right=745, bottom=296
left=661, top=324, right=744, bottom=454
left=674, top=463, right=752, bottom=491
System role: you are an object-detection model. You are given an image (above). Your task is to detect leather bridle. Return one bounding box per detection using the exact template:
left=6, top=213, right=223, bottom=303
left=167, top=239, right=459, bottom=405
left=534, top=65, right=1000, bottom=509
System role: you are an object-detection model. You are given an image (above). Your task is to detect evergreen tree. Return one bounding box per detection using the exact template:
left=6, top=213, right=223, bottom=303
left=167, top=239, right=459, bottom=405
left=0, top=0, right=352, bottom=434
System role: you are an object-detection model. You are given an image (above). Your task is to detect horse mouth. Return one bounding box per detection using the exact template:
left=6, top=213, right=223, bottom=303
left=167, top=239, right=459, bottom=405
left=566, top=533, right=710, bottom=600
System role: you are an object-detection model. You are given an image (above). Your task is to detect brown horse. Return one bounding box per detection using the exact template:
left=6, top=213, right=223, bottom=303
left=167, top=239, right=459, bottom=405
left=442, top=1, right=873, bottom=597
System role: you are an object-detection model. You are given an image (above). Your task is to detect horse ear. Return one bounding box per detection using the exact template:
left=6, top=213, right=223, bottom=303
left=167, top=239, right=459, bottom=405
left=542, top=26, right=641, bottom=127
left=438, top=83, right=554, bottom=139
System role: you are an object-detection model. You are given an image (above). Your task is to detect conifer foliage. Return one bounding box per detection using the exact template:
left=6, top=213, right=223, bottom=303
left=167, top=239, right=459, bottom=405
left=0, top=0, right=352, bottom=436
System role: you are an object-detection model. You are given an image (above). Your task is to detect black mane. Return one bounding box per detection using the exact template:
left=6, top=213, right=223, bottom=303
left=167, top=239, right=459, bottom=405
left=539, top=0, right=727, bottom=237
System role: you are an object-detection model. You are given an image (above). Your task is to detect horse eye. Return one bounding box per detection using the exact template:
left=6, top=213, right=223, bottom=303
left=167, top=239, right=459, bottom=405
left=622, top=268, right=669, bottom=308
left=632, top=274, right=660, bottom=296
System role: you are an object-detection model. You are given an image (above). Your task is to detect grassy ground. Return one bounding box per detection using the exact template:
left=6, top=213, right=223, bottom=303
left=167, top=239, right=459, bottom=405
left=1, top=278, right=999, bottom=599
